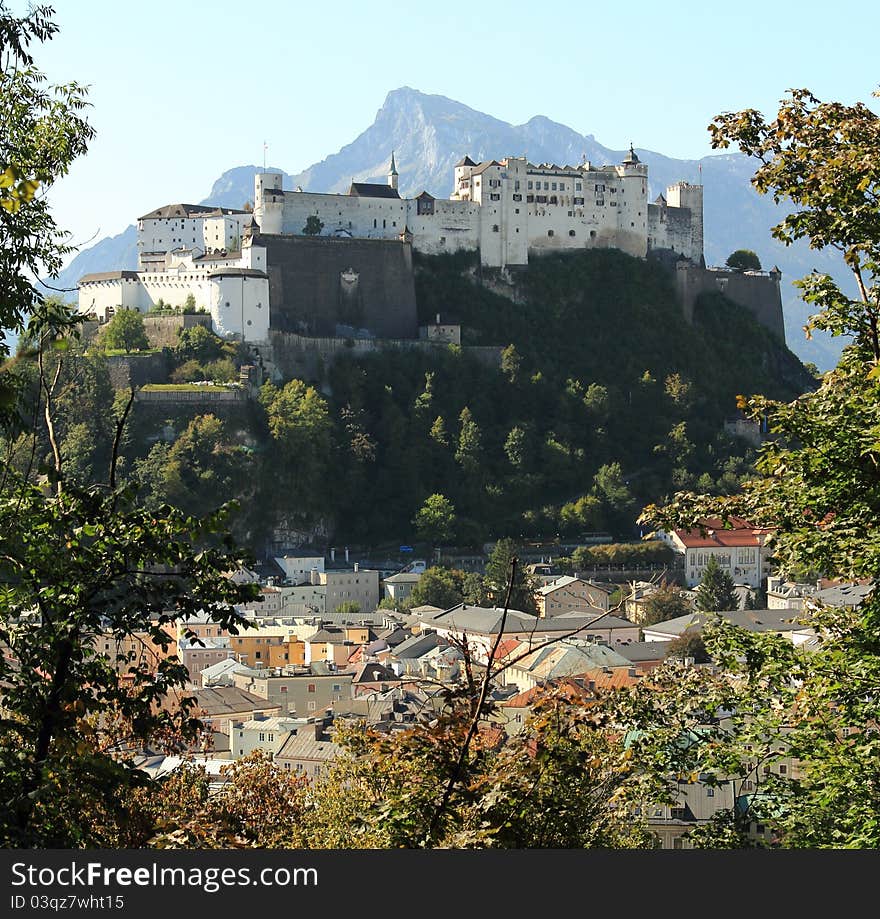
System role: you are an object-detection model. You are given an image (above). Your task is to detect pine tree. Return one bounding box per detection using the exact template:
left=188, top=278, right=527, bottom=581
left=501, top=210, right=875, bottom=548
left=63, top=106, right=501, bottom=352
left=694, top=556, right=739, bottom=611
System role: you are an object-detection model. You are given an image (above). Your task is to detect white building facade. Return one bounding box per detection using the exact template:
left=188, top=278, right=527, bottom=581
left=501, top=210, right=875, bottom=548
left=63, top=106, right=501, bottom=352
left=254, top=150, right=703, bottom=269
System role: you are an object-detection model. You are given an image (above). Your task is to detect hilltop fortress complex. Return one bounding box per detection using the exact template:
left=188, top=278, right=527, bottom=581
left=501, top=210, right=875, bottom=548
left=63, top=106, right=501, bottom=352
left=77, top=152, right=785, bottom=348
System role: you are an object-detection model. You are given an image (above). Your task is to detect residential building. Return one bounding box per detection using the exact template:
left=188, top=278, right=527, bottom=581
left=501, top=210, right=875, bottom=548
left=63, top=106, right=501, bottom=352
left=658, top=516, right=774, bottom=588
left=536, top=575, right=614, bottom=617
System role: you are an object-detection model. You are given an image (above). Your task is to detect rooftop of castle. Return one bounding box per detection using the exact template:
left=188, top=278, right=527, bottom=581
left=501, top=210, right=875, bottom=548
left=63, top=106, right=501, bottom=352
left=139, top=203, right=250, bottom=221
left=348, top=182, right=400, bottom=199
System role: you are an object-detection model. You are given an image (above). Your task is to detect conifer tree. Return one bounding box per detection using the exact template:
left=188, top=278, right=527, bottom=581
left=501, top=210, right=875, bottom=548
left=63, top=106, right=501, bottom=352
left=694, top=556, right=739, bottom=612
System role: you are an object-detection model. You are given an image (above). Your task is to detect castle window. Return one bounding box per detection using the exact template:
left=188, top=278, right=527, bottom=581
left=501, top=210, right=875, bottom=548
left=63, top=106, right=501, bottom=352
left=569, top=230, right=576, bottom=237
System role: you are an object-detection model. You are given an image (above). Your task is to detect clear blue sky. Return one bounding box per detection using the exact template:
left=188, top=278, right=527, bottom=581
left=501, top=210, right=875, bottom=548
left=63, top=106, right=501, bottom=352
left=26, top=0, right=880, bottom=262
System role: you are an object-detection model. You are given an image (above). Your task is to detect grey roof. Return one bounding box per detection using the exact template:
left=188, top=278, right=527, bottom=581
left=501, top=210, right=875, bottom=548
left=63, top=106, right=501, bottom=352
left=348, top=182, right=401, bottom=199
left=393, top=631, right=445, bottom=659
left=613, top=641, right=669, bottom=663
left=555, top=611, right=636, bottom=629
left=455, top=156, right=476, bottom=167
left=421, top=604, right=610, bottom=636
left=139, top=203, right=248, bottom=220
left=350, top=661, right=399, bottom=684
left=643, top=608, right=812, bottom=638
left=383, top=572, right=423, bottom=584
left=812, top=582, right=873, bottom=608
left=275, top=729, right=341, bottom=764
left=78, top=271, right=140, bottom=284
left=205, top=267, right=267, bottom=279
left=188, top=686, right=281, bottom=717
left=469, top=160, right=502, bottom=177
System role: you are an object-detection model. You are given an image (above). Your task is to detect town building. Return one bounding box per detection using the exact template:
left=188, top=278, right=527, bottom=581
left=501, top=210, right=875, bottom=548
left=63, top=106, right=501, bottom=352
left=658, top=516, right=774, bottom=588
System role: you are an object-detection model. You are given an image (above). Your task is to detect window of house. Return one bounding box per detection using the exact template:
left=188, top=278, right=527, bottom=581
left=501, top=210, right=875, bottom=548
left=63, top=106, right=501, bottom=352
left=259, top=732, right=265, bottom=742
left=527, top=181, right=533, bottom=189
left=492, top=224, right=499, bottom=232
left=308, top=684, right=316, bottom=692
left=551, top=182, right=557, bottom=190
left=548, top=230, right=554, bottom=237
left=307, top=701, right=316, bottom=711
left=779, top=764, right=787, bottom=774
left=569, top=230, right=576, bottom=236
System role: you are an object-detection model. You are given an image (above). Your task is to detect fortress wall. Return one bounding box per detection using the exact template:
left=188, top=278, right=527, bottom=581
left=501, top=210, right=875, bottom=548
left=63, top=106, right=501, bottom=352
left=143, top=314, right=212, bottom=349
left=259, top=234, right=418, bottom=340
left=268, top=330, right=501, bottom=383
left=675, top=264, right=785, bottom=342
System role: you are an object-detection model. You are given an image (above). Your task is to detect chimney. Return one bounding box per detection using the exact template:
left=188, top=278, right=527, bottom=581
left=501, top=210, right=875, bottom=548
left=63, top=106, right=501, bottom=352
left=330, top=547, right=336, bottom=562
left=310, top=567, right=319, bottom=586
left=436, top=312, right=440, bottom=324
left=354, top=562, right=359, bottom=572
left=345, top=547, right=350, bottom=563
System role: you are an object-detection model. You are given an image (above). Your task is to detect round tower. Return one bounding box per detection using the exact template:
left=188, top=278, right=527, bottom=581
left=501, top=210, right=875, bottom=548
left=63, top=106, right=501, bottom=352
left=254, top=171, right=284, bottom=234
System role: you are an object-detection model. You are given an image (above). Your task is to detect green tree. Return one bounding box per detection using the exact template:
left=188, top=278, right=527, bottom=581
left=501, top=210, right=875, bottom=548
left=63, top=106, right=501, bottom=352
left=176, top=323, right=222, bottom=363
left=429, top=415, right=448, bottom=447
left=663, top=630, right=711, bottom=664
left=0, top=3, right=93, bottom=357
left=725, top=249, right=762, bottom=271
left=500, top=343, right=522, bottom=383
left=100, top=308, right=149, bottom=353
left=630, top=87, right=880, bottom=848
left=483, top=538, right=538, bottom=615
left=455, top=406, right=483, bottom=474
left=641, top=584, right=692, bottom=626
left=333, top=601, right=362, bottom=616
left=694, top=556, right=739, bottom=612
left=407, top=566, right=463, bottom=611
left=302, top=214, right=323, bottom=236
left=259, top=379, right=332, bottom=520
left=413, top=493, right=456, bottom=545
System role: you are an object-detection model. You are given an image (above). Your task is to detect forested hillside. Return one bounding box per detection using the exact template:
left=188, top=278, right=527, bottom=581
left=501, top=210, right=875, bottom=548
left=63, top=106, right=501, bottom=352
left=9, top=250, right=814, bottom=556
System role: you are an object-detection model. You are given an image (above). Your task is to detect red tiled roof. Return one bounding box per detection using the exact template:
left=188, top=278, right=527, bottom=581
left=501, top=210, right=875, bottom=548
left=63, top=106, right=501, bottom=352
left=490, top=638, right=523, bottom=661
left=673, top=516, right=773, bottom=549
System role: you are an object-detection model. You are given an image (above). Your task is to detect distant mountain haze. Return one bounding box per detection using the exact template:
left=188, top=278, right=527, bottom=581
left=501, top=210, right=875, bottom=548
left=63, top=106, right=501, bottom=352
left=52, top=86, right=850, bottom=369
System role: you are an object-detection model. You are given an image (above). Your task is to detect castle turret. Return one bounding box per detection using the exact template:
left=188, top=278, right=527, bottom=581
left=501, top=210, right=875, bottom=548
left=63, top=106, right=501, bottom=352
left=388, top=151, right=399, bottom=191
left=616, top=144, right=649, bottom=258
left=254, top=172, right=284, bottom=235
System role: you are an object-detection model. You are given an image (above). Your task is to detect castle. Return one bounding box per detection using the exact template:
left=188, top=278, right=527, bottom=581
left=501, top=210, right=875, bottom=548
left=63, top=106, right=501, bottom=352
left=76, top=152, right=713, bottom=344
left=254, top=149, right=704, bottom=269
